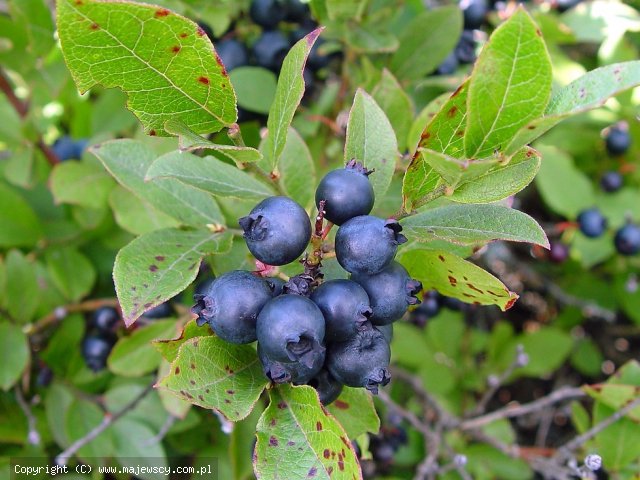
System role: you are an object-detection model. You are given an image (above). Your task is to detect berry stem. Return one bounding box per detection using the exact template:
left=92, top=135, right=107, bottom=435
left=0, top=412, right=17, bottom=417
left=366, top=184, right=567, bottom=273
left=26, top=298, right=120, bottom=336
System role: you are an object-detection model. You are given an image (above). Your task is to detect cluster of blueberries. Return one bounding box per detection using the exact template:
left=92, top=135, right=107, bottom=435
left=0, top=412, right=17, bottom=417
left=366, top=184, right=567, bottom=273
left=193, top=161, right=422, bottom=403
left=51, top=135, right=88, bottom=162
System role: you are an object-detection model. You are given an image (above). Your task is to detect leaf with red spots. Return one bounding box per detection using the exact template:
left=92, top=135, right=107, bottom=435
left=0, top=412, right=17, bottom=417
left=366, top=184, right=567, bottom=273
left=327, top=387, right=379, bottom=440
left=113, top=228, right=232, bottom=326
left=398, top=249, right=518, bottom=311
left=400, top=204, right=548, bottom=248
left=154, top=319, right=212, bottom=363
left=261, top=27, right=323, bottom=171
left=254, top=385, right=362, bottom=480
left=157, top=335, right=268, bottom=421
left=56, top=0, right=236, bottom=135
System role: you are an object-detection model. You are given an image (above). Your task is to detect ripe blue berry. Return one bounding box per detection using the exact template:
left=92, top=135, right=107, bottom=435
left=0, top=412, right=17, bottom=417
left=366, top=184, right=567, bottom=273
left=82, top=334, right=115, bottom=372
left=252, top=31, right=290, bottom=72
left=216, top=39, right=249, bottom=72
left=460, top=0, right=488, bottom=29
left=375, top=324, right=393, bottom=344
left=410, top=291, right=440, bottom=327
left=310, top=279, right=373, bottom=343
left=52, top=136, right=83, bottom=161
left=308, top=369, right=343, bottom=405
left=606, top=126, right=631, bottom=156
left=256, top=294, right=326, bottom=366
left=249, top=0, right=287, bottom=29
left=614, top=223, right=640, bottom=256
left=284, top=0, right=310, bottom=23
left=577, top=208, right=607, bottom=238
left=192, top=270, right=273, bottom=344
left=335, top=216, right=407, bottom=275
left=91, top=307, right=120, bottom=333
left=600, top=171, right=623, bottom=193
left=326, top=328, right=390, bottom=394
left=258, top=343, right=324, bottom=384
left=352, top=261, right=422, bottom=325
left=315, top=160, right=375, bottom=226
left=455, top=30, right=476, bottom=64
left=239, top=196, right=311, bottom=266
left=549, top=242, right=570, bottom=264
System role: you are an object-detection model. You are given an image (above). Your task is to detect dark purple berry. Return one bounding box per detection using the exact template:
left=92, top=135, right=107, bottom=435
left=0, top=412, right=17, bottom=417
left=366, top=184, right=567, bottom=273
left=258, top=342, right=324, bottom=384
left=455, top=30, right=476, bottom=64
left=82, top=334, right=115, bottom=372
left=142, top=302, right=173, bottom=319
left=252, top=31, right=290, bottom=72
left=284, top=0, right=310, bottom=23
left=410, top=291, right=440, bottom=327
left=308, top=369, right=343, bottom=405
left=600, top=171, right=623, bottom=193
left=436, top=52, right=459, bottom=75
left=239, top=196, right=311, bottom=266
left=91, top=307, right=120, bottom=333
left=460, top=0, right=488, bottom=29
left=256, top=294, right=326, bottom=366
left=335, top=216, right=407, bottom=275
left=310, top=279, right=373, bottom=343
left=52, top=136, right=84, bottom=162
left=441, top=296, right=468, bottom=311
left=614, top=223, right=640, bottom=256
left=577, top=208, right=607, bottom=238
left=352, top=261, right=422, bottom=325
left=192, top=270, right=273, bottom=344
left=606, top=126, right=631, bottom=156
left=315, top=160, right=375, bottom=226
left=216, top=39, right=249, bottom=72
left=326, top=328, right=390, bottom=394
left=548, top=242, right=570, bottom=263
left=249, top=0, right=287, bottom=29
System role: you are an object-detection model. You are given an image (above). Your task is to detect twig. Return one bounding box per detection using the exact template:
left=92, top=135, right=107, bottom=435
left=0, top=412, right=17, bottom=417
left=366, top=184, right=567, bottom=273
left=15, top=387, right=41, bottom=446
left=554, top=396, right=640, bottom=462
left=545, top=283, right=616, bottom=322
left=142, top=415, right=177, bottom=447
left=55, top=382, right=154, bottom=466
left=459, top=387, right=585, bottom=431
left=377, top=390, right=431, bottom=439
left=26, top=298, right=120, bottom=336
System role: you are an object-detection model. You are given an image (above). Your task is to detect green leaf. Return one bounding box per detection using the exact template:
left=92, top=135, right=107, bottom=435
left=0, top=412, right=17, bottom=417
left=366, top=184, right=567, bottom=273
left=512, top=328, right=572, bottom=377
left=344, top=89, right=398, bottom=198
left=278, top=128, right=316, bottom=209
left=0, top=321, right=30, bottom=390
left=534, top=145, right=594, bottom=218
left=56, top=0, right=236, bottom=135
left=399, top=249, right=519, bottom=310
left=390, top=6, right=463, bottom=81
left=112, top=419, right=168, bottom=479
left=114, top=228, right=232, bottom=326
left=93, top=139, right=225, bottom=227
left=401, top=204, right=548, bottom=247
left=464, top=8, right=552, bottom=158
left=451, top=147, right=541, bottom=204
left=65, top=398, right=114, bottom=461
left=506, top=61, right=640, bottom=154
left=9, top=0, right=55, bottom=57
left=229, top=66, right=277, bottom=114
left=0, top=182, right=42, bottom=248
left=407, top=92, right=451, bottom=155
left=145, top=151, right=274, bottom=201
left=262, top=28, right=322, bottom=171
left=3, top=250, right=40, bottom=323
left=344, top=25, right=398, bottom=53
left=45, top=247, right=96, bottom=302
left=158, top=336, right=267, bottom=421
left=154, top=319, right=211, bottom=363
left=372, top=69, right=413, bottom=152
left=108, top=320, right=177, bottom=377
left=254, top=384, right=361, bottom=479
left=327, top=387, right=380, bottom=439
left=593, top=402, right=640, bottom=471
left=40, top=314, right=85, bottom=379
left=46, top=383, right=74, bottom=448
left=419, top=149, right=498, bottom=188
left=49, top=160, right=115, bottom=209
left=109, top=186, right=180, bottom=236
left=164, top=118, right=262, bottom=164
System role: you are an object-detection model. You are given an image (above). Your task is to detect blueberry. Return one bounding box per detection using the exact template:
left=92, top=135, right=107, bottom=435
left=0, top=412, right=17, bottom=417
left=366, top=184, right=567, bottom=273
left=335, top=216, right=407, bottom=275
left=460, top=0, right=488, bottom=29
left=52, top=136, right=80, bottom=161
left=326, top=328, right=390, bottom=394
left=91, top=306, right=120, bottom=333
left=249, top=0, right=287, bottom=29
left=375, top=324, right=393, bottom=344
left=258, top=342, right=324, bottom=384
left=410, top=291, right=440, bottom=327
left=266, top=277, right=286, bottom=296
left=256, top=294, right=325, bottom=366
left=192, top=270, right=273, bottom=343
left=239, top=196, right=311, bottom=266
left=606, top=126, right=631, bottom=156
left=310, top=279, right=373, bottom=343
left=577, top=208, right=607, bottom=238
left=74, top=139, right=88, bottom=159
left=315, top=160, right=375, bottom=226
left=436, top=52, right=459, bottom=75
left=600, top=171, right=623, bottom=193
left=352, top=261, right=422, bottom=325
left=548, top=242, right=570, bottom=263
left=441, top=296, right=467, bottom=311
left=308, top=369, right=343, bottom=405
left=284, top=0, right=310, bottom=22
left=614, top=223, right=640, bottom=256
left=142, top=301, right=174, bottom=319
left=455, top=30, right=476, bottom=64
left=252, top=31, right=290, bottom=72
left=82, top=334, right=115, bottom=372
left=215, top=39, right=249, bottom=72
